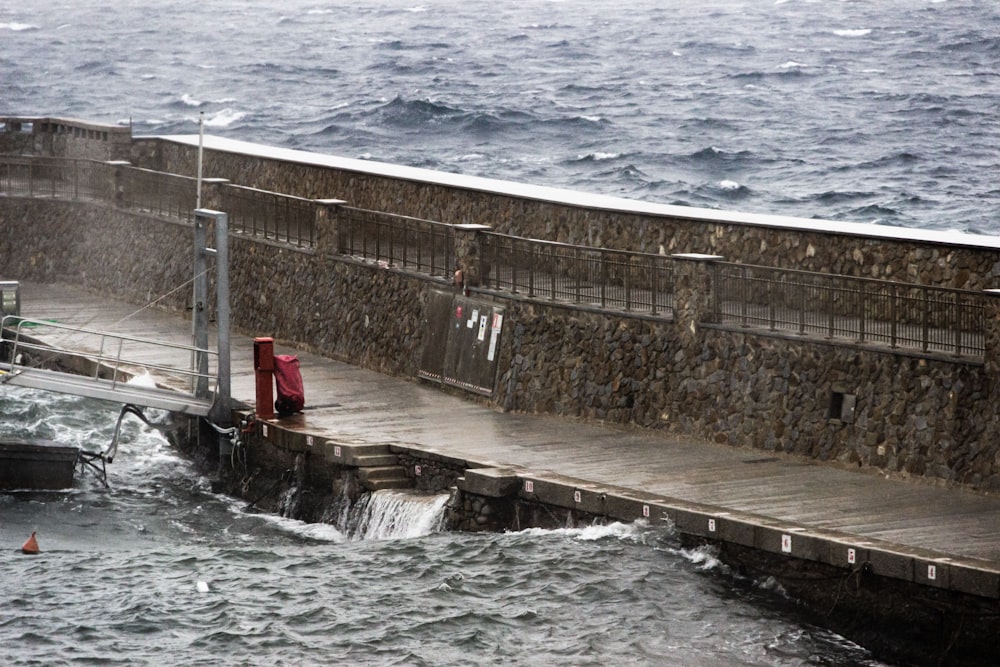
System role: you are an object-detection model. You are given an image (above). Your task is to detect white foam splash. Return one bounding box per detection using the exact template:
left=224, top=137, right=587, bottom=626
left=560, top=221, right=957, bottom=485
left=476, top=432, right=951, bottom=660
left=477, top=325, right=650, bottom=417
left=0, top=22, right=37, bottom=32
left=180, top=93, right=202, bottom=107
left=518, top=521, right=656, bottom=543
left=257, top=512, right=347, bottom=542
left=679, top=544, right=728, bottom=572
left=126, top=370, right=158, bottom=389
left=718, top=179, right=742, bottom=191
left=833, top=29, right=872, bottom=37
left=202, top=109, right=247, bottom=128
left=350, top=490, right=450, bottom=540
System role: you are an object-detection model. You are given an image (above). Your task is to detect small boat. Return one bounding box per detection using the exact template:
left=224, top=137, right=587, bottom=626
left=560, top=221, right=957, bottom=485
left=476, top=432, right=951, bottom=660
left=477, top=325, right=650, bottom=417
left=0, top=439, right=79, bottom=490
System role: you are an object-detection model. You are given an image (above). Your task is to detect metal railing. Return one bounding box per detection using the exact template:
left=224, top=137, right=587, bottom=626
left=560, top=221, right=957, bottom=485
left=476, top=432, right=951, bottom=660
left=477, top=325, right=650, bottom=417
left=481, top=232, right=673, bottom=316
left=1, top=315, right=217, bottom=411
left=221, top=184, right=317, bottom=248
left=713, top=263, right=984, bottom=358
left=0, top=156, right=112, bottom=201
left=117, top=166, right=197, bottom=223
left=338, top=206, right=456, bottom=277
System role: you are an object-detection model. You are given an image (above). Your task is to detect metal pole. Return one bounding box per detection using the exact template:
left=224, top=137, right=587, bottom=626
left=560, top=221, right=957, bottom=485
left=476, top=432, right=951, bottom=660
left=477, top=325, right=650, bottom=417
left=196, top=112, right=204, bottom=209
left=214, top=211, right=231, bottom=425
left=192, top=214, right=210, bottom=397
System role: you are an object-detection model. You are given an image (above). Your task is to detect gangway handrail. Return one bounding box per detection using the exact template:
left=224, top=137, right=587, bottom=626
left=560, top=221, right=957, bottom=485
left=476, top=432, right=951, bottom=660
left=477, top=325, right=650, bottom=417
left=1, top=315, right=217, bottom=395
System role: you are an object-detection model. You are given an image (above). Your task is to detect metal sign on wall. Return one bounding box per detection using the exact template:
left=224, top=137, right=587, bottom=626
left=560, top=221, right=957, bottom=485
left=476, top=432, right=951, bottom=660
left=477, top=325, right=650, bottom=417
left=418, top=290, right=504, bottom=397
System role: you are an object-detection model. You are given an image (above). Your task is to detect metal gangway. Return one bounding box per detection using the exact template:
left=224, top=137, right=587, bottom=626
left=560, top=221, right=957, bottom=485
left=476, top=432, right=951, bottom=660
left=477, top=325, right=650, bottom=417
left=0, top=315, right=217, bottom=417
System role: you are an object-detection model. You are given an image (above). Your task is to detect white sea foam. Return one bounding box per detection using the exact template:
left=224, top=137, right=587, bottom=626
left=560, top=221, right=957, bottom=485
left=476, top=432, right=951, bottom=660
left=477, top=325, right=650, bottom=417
left=180, top=93, right=202, bottom=107
left=834, top=29, right=872, bottom=37
left=680, top=544, right=729, bottom=572
left=778, top=61, right=807, bottom=69
left=256, top=511, right=347, bottom=542
left=518, top=521, right=662, bottom=543
left=719, top=179, right=742, bottom=191
left=203, top=109, right=247, bottom=128
left=0, top=22, right=37, bottom=32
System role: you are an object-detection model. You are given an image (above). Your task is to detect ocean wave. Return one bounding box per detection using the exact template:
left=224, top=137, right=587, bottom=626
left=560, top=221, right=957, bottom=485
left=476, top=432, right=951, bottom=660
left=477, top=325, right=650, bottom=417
left=833, top=29, right=872, bottom=37
left=685, top=146, right=758, bottom=167
left=516, top=520, right=670, bottom=544
left=570, top=152, right=623, bottom=163
left=202, top=109, right=248, bottom=128
left=0, top=22, right=37, bottom=32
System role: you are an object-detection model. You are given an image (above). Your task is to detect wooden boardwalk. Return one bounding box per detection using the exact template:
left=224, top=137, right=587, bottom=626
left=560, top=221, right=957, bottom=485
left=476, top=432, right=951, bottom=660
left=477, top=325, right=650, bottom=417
left=10, top=281, right=1000, bottom=571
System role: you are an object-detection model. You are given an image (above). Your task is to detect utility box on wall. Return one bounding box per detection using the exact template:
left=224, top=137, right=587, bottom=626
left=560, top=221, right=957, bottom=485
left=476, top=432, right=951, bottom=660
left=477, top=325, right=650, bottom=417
left=419, top=289, right=505, bottom=397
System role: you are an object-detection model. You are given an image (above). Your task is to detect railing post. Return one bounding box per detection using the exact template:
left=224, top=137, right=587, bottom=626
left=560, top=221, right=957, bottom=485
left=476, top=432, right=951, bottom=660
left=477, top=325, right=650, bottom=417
left=889, top=284, right=898, bottom=348
left=650, top=256, right=658, bottom=316
left=315, top=199, right=347, bottom=256
left=452, top=224, right=491, bottom=290
left=982, top=290, right=1000, bottom=372
left=549, top=248, right=557, bottom=301
left=857, top=282, right=866, bottom=344
left=921, top=286, right=930, bottom=353
left=739, top=266, right=749, bottom=327
left=954, top=290, right=962, bottom=357
left=527, top=243, right=535, bottom=297
left=670, top=253, right=725, bottom=346
left=198, top=178, right=230, bottom=213
left=575, top=247, right=582, bottom=303
left=105, top=160, right=131, bottom=208
left=624, top=255, right=632, bottom=312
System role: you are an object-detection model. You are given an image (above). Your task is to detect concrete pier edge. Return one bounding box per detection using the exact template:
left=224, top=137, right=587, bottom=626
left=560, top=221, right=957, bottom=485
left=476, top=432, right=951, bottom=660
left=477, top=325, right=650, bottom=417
left=243, top=410, right=1000, bottom=601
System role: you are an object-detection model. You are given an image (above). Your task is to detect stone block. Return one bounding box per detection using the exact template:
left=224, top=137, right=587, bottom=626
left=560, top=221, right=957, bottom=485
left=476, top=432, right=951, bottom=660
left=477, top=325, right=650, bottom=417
left=947, top=561, right=1000, bottom=598
left=571, top=483, right=607, bottom=516
left=518, top=474, right=577, bottom=509
left=821, top=537, right=873, bottom=570
left=322, top=440, right=391, bottom=466
left=458, top=467, right=520, bottom=498
left=603, top=491, right=673, bottom=526
left=709, top=513, right=757, bottom=548
left=867, top=547, right=915, bottom=582
left=915, top=558, right=951, bottom=590
left=754, top=525, right=825, bottom=562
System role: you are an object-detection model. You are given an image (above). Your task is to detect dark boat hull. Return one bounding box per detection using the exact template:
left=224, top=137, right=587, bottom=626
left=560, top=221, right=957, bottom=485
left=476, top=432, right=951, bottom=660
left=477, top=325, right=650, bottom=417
left=0, top=440, right=78, bottom=490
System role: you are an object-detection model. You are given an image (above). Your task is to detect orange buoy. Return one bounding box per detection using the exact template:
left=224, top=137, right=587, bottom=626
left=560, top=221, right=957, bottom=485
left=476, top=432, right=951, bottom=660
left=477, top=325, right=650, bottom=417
left=21, top=531, right=39, bottom=555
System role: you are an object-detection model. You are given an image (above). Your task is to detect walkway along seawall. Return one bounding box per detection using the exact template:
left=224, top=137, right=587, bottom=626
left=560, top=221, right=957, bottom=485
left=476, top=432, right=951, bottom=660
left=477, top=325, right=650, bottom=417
left=3, top=117, right=1000, bottom=492
left=6, top=117, right=1000, bottom=663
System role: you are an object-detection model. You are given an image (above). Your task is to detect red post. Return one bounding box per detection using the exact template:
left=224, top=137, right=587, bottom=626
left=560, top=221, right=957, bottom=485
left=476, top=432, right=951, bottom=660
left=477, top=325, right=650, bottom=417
left=254, top=337, right=275, bottom=419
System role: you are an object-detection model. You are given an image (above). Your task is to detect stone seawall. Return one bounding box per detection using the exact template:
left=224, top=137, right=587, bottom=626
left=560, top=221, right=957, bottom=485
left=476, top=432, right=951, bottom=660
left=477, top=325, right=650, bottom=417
left=3, top=194, right=1000, bottom=491
left=135, top=137, right=1000, bottom=291
left=491, top=299, right=1000, bottom=491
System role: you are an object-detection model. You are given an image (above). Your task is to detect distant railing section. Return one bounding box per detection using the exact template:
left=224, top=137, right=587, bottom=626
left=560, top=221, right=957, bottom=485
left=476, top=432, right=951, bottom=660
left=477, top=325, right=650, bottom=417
left=481, top=232, right=673, bottom=316
left=338, top=206, right=456, bottom=277
left=0, top=156, right=111, bottom=200
left=117, top=165, right=197, bottom=223
left=713, top=263, right=984, bottom=358
left=221, top=184, right=316, bottom=248
left=1, top=155, right=991, bottom=360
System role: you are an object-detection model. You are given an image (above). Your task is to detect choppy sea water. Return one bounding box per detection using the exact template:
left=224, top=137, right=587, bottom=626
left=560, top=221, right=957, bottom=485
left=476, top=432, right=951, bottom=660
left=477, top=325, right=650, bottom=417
left=0, top=1, right=986, bottom=663
left=2, top=0, right=998, bottom=233
left=0, top=387, right=887, bottom=666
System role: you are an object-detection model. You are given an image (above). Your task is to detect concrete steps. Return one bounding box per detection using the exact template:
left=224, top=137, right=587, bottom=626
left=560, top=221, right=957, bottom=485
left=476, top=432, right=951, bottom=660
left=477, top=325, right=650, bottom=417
left=357, top=465, right=411, bottom=491
left=324, top=441, right=413, bottom=490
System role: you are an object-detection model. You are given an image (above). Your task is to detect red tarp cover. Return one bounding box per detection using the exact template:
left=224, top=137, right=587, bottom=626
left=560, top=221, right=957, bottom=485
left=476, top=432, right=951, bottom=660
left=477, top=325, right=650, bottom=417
left=273, top=354, right=305, bottom=415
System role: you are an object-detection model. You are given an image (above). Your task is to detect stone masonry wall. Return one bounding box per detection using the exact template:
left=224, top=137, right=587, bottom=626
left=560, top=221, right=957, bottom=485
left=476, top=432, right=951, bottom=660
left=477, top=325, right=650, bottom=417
left=134, top=138, right=1000, bottom=292
left=4, top=177, right=1000, bottom=492
left=0, top=199, right=431, bottom=379
left=492, top=298, right=1000, bottom=490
